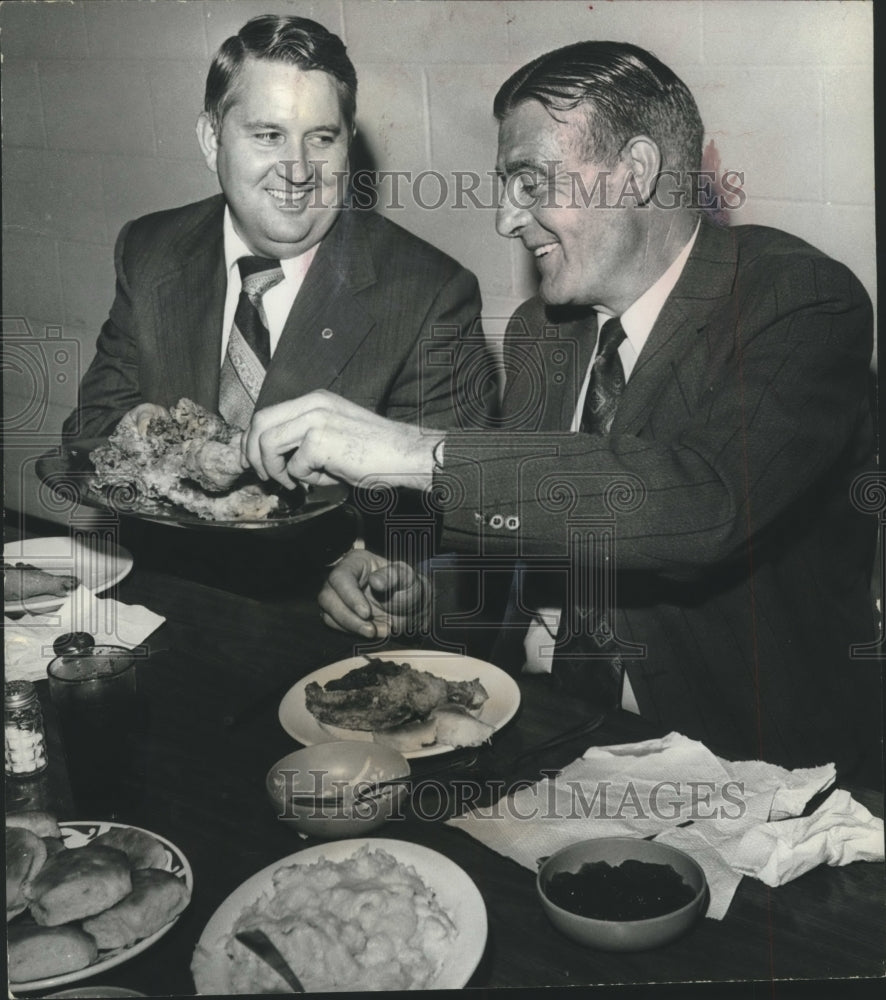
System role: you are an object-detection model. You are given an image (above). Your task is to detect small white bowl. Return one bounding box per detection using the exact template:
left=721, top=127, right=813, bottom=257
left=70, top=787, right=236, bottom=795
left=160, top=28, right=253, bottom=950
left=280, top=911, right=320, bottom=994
left=266, top=741, right=411, bottom=839
left=537, top=837, right=708, bottom=951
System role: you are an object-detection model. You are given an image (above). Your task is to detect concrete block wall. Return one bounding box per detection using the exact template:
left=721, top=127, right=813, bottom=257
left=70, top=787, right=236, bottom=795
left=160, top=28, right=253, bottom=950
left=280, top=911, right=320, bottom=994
left=1, top=0, right=875, bottom=522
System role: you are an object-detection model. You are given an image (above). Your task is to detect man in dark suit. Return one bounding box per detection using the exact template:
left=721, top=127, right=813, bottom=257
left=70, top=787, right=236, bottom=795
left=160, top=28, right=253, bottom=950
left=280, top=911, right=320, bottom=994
left=242, top=42, right=879, bottom=779
left=63, top=14, right=485, bottom=443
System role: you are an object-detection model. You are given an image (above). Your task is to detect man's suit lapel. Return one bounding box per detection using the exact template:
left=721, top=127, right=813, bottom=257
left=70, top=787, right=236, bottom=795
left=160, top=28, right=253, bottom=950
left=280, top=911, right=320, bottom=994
left=259, top=209, right=377, bottom=406
left=150, top=197, right=226, bottom=412
left=614, top=218, right=738, bottom=433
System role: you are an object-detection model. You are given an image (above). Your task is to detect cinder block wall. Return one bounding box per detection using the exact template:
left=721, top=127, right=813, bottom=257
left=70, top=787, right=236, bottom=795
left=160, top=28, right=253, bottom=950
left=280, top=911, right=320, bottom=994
left=1, top=0, right=874, bottom=522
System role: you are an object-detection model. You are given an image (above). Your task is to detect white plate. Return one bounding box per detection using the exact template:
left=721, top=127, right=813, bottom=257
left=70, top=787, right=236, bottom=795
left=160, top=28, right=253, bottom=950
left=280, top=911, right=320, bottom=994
left=4, top=537, right=133, bottom=615
left=10, top=821, right=193, bottom=994
left=279, top=650, right=521, bottom=759
left=191, top=838, right=487, bottom=994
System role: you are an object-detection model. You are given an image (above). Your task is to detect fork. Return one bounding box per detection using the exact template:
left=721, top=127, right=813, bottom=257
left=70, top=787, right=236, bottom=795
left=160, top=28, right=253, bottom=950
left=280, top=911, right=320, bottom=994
left=285, top=751, right=480, bottom=807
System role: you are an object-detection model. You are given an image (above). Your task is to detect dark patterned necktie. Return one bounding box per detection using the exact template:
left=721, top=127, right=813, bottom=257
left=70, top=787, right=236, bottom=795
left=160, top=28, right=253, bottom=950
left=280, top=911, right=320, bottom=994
left=551, top=316, right=628, bottom=708
left=218, top=256, right=284, bottom=429
left=580, top=316, right=627, bottom=434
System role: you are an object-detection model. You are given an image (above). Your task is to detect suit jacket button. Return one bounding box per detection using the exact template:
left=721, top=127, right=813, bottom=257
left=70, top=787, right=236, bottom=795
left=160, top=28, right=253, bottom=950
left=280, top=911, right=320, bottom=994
left=489, top=514, right=504, bottom=529
left=505, top=515, right=520, bottom=530
left=321, top=327, right=334, bottom=339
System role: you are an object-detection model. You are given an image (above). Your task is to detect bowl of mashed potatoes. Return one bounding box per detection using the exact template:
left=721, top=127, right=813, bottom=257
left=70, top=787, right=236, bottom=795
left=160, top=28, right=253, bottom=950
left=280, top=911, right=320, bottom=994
left=266, top=741, right=410, bottom=838
left=191, top=840, right=487, bottom=992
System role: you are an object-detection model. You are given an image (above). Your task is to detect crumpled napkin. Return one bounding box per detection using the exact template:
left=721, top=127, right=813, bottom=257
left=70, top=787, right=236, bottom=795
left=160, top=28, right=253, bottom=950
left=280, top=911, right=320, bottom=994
left=447, top=732, right=883, bottom=919
left=4, top=585, right=165, bottom=682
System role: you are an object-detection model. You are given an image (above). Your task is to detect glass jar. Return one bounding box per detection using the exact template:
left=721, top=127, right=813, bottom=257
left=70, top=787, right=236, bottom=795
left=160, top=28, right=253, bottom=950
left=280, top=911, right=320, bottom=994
left=5, top=680, right=49, bottom=777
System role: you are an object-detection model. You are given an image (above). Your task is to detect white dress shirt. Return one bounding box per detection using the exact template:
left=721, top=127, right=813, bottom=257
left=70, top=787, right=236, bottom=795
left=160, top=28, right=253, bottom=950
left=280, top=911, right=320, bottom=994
left=220, top=207, right=320, bottom=363
left=524, top=221, right=701, bottom=712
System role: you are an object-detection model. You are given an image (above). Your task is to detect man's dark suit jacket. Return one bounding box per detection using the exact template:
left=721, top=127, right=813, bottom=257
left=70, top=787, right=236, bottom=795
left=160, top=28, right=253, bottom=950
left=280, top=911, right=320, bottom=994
left=63, top=194, right=486, bottom=441
left=439, top=219, right=879, bottom=775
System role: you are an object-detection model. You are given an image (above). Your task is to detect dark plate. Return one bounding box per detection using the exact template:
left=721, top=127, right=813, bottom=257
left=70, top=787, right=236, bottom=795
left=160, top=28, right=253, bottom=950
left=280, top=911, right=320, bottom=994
left=36, top=442, right=350, bottom=532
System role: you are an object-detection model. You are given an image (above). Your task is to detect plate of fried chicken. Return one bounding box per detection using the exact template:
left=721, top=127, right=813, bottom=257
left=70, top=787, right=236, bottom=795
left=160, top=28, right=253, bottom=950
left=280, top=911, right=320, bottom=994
left=280, top=652, right=521, bottom=758
left=37, top=399, right=348, bottom=530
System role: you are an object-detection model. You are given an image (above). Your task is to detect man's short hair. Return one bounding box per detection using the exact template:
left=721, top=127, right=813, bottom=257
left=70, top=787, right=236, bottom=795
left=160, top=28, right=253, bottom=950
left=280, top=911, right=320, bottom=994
left=205, top=15, right=357, bottom=133
left=494, top=41, right=703, bottom=177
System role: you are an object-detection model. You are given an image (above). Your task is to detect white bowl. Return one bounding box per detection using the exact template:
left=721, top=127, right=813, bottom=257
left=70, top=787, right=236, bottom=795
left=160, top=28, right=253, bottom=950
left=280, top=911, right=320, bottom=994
left=537, top=837, right=708, bottom=951
left=266, top=741, right=410, bottom=838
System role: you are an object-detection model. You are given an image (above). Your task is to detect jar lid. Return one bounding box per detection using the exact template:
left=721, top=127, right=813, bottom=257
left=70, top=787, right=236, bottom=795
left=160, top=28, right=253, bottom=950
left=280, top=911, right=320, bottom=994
left=53, top=631, right=96, bottom=656
left=5, top=680, right=38, bottom=709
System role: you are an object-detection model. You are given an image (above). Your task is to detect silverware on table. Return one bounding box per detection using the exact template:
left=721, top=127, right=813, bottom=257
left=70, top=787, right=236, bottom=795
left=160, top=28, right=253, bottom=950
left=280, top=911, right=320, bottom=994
left=497, top=711, right=608, bottom=770
left=285, top=751, right=480, bottom=807
left=235, top=928, right=304, bottom=993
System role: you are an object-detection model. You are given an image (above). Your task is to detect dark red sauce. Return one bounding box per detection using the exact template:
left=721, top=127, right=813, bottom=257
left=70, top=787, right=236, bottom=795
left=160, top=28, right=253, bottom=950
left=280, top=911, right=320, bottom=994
left=545, top=859, right=696, bottom=921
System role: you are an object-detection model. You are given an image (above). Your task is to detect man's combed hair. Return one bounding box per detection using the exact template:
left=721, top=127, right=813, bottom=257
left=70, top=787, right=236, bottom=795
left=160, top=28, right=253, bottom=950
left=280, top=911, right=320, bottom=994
left=205, top=15, right=357, bottom=132
left=494, top=41, right=703, bottom=176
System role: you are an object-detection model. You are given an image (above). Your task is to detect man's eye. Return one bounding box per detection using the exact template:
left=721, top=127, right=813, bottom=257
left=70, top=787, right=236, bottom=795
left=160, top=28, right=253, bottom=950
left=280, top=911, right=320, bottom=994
left=309, top=134, right=336, bottom=147
left=255, top=132, right=283, bottom=144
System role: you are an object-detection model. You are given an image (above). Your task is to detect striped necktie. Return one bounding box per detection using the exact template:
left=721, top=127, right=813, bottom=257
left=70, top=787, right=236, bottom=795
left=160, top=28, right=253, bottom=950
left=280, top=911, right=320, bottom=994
left=580, top=316, right=627, bottom=434
left=218, top=256, right=284, bottom=429
left=551, top=316, right=628, bottom=708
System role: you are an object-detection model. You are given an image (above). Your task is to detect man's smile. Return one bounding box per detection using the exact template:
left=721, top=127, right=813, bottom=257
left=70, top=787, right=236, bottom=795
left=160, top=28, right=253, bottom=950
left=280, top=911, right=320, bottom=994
left=532, top=242, right=559, bottom=258
left=266, top=186, right=313, bottom=209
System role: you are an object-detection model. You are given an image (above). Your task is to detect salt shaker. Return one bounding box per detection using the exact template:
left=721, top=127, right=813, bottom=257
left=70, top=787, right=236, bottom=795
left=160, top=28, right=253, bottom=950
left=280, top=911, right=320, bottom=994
left=5, top=681, right=49, bottom=777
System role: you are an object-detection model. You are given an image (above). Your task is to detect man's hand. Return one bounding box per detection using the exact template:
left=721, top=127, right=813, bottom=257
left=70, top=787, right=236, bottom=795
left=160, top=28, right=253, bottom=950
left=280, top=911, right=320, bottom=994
left=319, top=549, right=428, bottom=639
left=241, top=391, right=442, bottom=491
left=127, top=403, right=170, bottom=436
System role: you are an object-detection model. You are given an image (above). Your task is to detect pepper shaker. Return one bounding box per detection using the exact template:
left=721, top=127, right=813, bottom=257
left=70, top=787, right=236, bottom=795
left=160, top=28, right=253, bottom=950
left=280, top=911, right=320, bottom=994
left=5, top=681, right=49, bottom=777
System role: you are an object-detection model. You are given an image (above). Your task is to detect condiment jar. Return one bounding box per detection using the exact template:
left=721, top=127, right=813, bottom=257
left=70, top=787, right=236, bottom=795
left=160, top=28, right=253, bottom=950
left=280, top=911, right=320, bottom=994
left=5, top=680, right=49, bottom=777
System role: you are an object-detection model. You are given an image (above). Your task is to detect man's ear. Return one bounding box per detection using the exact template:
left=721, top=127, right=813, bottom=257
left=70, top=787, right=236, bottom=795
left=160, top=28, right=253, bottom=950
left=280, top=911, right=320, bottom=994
left=622, top=135, right=662, bottom=205
left=196, top=112, right=220, bottom=174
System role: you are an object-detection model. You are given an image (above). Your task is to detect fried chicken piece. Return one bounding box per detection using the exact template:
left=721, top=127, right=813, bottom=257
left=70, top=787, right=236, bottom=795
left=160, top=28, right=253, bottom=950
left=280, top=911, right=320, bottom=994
left=305, top=659, right=489, bottom=731
left=168, top=398, right=234, bottom=445
left=90, top=398, right=281, bottom=520
left=181, top=438, right=244, bottom=493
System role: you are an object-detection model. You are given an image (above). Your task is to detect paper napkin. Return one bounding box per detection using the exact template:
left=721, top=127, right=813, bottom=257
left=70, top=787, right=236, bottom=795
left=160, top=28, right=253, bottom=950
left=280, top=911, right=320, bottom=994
left=447, top=732, right=882, bottom=919
left=4, top=586, right=165, bottom=683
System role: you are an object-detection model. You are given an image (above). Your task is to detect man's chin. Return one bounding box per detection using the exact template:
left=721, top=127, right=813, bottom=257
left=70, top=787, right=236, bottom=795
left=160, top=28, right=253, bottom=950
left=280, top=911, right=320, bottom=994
left=538, top=276, right=569, bottom=306
left=251, top=215, right=340, bottom=257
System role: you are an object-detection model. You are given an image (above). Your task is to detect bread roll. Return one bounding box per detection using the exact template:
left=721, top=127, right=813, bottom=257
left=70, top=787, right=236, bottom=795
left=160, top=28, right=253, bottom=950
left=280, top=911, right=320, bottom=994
left=6, top=809, right=62, bottom=839
left=6, top=827, right=48, bottom=921
left=25, top=844, right=131, bottom=926
left=92, top=826, right=167, bottom=869
left=7, top=923, right=97, bottom=983
left=82, top=868, right=190, bottom=949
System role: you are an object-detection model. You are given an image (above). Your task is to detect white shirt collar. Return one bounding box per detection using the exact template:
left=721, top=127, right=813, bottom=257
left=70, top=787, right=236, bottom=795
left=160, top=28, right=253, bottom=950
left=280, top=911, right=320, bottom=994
left=597, top=219, right=700, bottom=358
left=222, top=207, right=318, bottom=284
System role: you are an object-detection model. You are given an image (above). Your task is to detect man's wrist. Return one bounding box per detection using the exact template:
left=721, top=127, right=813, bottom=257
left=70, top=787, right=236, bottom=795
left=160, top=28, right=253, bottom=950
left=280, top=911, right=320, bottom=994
left=392, top=430, right=445, bottom=492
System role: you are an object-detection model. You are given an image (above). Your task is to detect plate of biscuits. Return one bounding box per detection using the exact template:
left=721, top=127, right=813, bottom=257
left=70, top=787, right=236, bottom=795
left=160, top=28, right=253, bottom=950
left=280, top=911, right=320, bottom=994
left=6, top=811, right=192, bottom=992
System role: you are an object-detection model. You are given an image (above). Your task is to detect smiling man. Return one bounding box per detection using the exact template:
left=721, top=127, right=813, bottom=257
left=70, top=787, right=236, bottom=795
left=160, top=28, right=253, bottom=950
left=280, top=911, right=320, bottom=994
left=246, top=41, right=879, bottom=780
left=63, top=15, right=486, bottom=442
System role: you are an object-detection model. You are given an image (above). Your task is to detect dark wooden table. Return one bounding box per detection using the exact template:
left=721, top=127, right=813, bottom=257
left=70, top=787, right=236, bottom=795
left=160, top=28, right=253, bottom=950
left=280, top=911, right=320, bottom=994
left=5, top=523, right=885, bottom=998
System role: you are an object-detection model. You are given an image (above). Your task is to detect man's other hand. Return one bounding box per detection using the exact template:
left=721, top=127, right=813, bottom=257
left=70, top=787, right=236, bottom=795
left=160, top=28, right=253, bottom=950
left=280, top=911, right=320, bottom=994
left=241, top=391, right=441, bottom=492
left=319, top=549, right=428, bottom=639
left=127, top=403, right=170, bottom=436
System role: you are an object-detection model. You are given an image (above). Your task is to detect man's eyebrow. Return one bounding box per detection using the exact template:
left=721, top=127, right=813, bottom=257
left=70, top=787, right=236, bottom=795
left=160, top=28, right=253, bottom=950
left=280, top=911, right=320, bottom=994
left=240, top=119, right=344, bottom=134
left=240, top=119, right=286, bottom=131
left=498, top=156, right=553, bottom=177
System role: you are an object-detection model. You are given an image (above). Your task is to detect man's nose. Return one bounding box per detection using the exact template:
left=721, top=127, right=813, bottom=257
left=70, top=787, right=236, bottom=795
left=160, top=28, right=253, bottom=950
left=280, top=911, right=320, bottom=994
left=496, top=187, right=530, bottom=238
left=277, top=147, right=312, bottom=185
